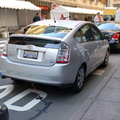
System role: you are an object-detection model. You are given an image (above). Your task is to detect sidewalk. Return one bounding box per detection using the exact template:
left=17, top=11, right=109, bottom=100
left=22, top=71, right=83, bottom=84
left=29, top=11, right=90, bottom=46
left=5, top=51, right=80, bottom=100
left=71, top=62, right=120, bottom=120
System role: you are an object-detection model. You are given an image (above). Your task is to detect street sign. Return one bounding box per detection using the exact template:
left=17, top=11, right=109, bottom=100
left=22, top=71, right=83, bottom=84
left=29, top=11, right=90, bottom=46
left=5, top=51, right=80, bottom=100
left=51, top=3, right=58, bottom=10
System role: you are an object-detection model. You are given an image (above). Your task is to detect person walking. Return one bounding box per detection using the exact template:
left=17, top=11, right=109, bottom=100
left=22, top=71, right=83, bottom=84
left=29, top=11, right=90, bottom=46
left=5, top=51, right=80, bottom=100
left=94, top=12, right=103, bottom=26
left=41, top=15, right=46, bottom=20
left=59, top=14, right=66, bottom=20
left=33, top=13, right=41, bottom=22
left=73, top=15, right=78, bottom=20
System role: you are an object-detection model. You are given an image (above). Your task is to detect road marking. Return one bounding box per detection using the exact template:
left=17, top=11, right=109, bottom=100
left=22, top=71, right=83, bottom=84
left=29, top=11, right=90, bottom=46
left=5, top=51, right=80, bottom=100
left=0, top=85, right=14, bottom=99
left=92, top=69, right=105, bottom=76
left=4, top=89, right=47, bottom=111
left=0, top=44, right=5, bottom=47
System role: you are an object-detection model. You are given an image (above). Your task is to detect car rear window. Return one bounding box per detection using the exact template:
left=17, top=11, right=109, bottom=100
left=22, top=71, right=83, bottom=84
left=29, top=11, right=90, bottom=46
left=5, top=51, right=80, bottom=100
left=9, top=37, right=60, bottom=48
left=98, top=23, right=120, bottom=31
left=15, top=25, right=72, bottom=38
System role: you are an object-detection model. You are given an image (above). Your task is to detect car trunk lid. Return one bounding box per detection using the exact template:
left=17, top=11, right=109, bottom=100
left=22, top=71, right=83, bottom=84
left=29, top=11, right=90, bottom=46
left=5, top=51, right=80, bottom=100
left=7, top=36, right=62, bottom=66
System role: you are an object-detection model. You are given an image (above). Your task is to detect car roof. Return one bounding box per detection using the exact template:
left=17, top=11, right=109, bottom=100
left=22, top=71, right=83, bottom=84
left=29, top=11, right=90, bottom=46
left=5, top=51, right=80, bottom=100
left=30, top=19, right=91, bottom=29
left=100, top=21, right=120, bottom=24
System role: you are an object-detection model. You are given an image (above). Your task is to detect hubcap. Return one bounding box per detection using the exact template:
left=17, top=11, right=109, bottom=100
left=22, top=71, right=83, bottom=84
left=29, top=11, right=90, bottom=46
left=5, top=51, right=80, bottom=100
left=77, top=67, right=85, bottom=88
left=105, top=51, right=109, bottom=65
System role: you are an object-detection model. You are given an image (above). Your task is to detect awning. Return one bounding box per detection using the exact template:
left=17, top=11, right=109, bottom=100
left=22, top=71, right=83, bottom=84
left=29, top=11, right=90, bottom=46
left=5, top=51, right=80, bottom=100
left=114, top=1, right=120, bottom=4
left=52, top=6, right=103, bottom=15
left=0, top=0, right=41, bottom=11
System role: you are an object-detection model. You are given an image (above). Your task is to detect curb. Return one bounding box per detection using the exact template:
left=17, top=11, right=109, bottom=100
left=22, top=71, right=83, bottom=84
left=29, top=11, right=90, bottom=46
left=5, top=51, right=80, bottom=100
left=70, top=61, right=120, bottom=120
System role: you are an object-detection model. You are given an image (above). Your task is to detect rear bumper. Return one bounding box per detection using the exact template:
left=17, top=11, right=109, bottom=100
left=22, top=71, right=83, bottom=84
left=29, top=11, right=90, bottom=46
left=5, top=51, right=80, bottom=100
left=1, top=56, right=77, bottom=86
left=109, top=42, right=120, bottom=50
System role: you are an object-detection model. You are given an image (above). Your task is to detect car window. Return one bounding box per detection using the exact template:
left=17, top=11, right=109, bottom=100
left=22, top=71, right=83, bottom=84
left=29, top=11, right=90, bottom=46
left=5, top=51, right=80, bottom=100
left=90, top=25, right=102, bottom=40
left=98, top=23, right=120, bottom=31
left=15, top=25, right=72, bottom=38
left=81, top=25, right=94, bottom=42
left=74, top=24, right=94, bottom=43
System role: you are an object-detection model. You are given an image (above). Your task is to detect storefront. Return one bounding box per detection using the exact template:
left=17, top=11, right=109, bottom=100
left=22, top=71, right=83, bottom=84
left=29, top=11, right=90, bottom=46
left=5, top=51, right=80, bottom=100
left=0, top=0, right=41, bottom=37
left=25, top=0, right=51, bottom=19
left=51, top=6, right=103, bottom=21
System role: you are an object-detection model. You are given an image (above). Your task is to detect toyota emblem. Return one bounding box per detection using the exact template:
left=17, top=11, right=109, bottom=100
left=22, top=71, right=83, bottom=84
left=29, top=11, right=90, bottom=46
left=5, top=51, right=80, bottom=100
left=27, top=45, right=33, bottom=50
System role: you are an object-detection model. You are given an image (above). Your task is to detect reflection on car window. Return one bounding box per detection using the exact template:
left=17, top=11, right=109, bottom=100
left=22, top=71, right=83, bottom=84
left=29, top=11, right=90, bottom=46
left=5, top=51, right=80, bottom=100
left=98, top=23, right=120, bottom=31
left=82, top=25, right=94, bottom=42
left=74, top=25, right=94, bottom=42
left=91, top=25, right=102, bottom=40
left=16, top=25, right=72, bottom=38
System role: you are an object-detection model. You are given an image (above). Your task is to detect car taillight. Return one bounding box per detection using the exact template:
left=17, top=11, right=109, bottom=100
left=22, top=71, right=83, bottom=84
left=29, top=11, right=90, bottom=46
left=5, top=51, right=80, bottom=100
left=2, top=44, right=8, bottom=57
left=56, top=43, right=70, bottom=63
left=111, top=33, right=120, bottom=41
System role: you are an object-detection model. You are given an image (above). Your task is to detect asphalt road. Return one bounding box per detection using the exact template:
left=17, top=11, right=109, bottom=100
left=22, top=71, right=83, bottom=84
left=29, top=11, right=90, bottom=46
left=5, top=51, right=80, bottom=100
left=0, top=51, right=120, bottom=120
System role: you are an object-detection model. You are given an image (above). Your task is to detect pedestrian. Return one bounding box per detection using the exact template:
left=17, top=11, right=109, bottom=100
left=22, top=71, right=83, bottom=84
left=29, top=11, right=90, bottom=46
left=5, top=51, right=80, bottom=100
left=85, top=17, right=88, bottom=21
left=41, top=15, right=46, bottom=20
left=59, top=14, right=66, bottom=20
left=73, top=15, right=78, bottom=20
left=109, top=15, right=114, bottom=21
left=94, top=12, right=103, bottom=26
left=33, top=13, right=41, bottom=22
left=103, top=16, right=108, bottom=21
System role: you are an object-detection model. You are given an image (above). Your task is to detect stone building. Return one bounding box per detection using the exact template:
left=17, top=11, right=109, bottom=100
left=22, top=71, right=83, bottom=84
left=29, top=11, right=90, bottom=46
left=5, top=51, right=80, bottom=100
left=24, top=0, right=106, bottom=19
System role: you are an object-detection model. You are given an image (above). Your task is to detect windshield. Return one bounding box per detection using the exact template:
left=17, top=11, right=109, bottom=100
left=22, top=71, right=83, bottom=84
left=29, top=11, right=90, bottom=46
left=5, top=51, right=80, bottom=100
left=98, top=23, right=120, bottom=31
left=16, top=25, right=72, bottom=38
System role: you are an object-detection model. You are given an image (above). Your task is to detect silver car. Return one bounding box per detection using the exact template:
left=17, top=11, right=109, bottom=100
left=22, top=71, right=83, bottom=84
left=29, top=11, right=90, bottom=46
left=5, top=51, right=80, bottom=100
left=1, top=20, right=109, bottom=92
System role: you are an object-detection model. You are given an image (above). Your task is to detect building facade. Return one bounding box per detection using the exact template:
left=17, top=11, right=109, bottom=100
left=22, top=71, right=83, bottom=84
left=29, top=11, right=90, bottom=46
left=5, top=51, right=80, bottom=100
left=24, top=0, right=106, bottom=19
left=113, top=0, right=120, bottom=7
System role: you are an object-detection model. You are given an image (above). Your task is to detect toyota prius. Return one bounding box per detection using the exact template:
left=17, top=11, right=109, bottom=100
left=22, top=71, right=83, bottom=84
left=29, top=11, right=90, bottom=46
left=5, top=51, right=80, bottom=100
left=1, top=20, right=109, bottom=92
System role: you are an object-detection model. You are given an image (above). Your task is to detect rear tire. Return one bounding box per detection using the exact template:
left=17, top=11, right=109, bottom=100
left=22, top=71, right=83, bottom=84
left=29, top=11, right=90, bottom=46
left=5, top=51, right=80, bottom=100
left=71, top=65, right=85, bottom=93
left=101, top=50, right=109, bottom=67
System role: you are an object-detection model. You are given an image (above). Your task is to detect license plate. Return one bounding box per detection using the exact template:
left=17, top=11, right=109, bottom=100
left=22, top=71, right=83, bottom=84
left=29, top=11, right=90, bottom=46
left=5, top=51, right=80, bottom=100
left=23, top=50, right=38, bottom=59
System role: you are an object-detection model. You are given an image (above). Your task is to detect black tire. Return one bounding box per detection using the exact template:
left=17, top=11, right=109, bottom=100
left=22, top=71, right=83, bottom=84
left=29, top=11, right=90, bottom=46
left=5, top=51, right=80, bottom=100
left=71, top=65, right=85, bottom=93
left=101, top=50, right=109, bottom=67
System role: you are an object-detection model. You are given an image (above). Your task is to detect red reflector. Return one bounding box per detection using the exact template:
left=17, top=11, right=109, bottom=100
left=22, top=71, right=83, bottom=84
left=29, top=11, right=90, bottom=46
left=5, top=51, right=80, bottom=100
left=56, top=61, right=69, bottom=63
left=2, top=54, right=7, bottom=57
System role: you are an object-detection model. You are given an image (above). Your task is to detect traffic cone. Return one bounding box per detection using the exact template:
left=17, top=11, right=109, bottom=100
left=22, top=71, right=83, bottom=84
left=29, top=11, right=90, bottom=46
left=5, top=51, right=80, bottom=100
left=0, top=104, right=9, bottom=120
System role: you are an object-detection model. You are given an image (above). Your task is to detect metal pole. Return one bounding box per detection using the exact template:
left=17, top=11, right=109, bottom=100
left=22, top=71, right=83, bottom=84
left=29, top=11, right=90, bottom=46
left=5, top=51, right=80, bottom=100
left=106, top=0, right=110, bottom=7
left=106, top=0, right=108, bottom=7
left=25, top=10, right=28, bottom=25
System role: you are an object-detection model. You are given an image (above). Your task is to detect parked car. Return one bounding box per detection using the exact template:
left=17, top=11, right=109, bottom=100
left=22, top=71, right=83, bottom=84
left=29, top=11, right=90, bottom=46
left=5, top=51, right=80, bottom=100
left=98, top=22, right=120, bottom=51
left=1, top=20, right=110, bottom=93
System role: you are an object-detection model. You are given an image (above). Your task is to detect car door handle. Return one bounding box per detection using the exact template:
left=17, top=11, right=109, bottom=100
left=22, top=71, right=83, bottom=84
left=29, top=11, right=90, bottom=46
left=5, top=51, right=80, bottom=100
left=84, top=49, right=88, bottom=52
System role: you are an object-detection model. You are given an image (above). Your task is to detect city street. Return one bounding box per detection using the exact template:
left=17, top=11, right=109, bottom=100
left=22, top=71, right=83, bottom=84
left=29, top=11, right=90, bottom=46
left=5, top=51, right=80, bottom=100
left=0, top=42, right=120, bottom=120
left=0, top=0, right=120, bottom=120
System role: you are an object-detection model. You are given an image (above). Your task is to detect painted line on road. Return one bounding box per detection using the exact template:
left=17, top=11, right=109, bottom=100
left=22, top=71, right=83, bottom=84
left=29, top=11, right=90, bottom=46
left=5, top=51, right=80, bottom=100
left=0, top=44, right=5, bottom=47
left=92, top=69, right=105, bottom=76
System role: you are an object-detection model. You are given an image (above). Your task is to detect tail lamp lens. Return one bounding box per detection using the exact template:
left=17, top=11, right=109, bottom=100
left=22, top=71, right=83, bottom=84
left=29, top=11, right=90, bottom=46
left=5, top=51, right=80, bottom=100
left=56, top=43, right=70, bottom=63
left=2, top=44, right=8, bottom=57
left=111, top=33, right=119, bottom=41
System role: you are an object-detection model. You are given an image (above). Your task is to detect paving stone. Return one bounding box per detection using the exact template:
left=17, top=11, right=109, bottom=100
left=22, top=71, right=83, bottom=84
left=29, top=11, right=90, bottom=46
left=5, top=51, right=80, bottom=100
left=106, top=78, right=120, bottom=89
left=81, top=100, right=120, bottom=120
left=97, top=87, right=120, bottom=102
left=112, top=68, right=120, bottom=79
